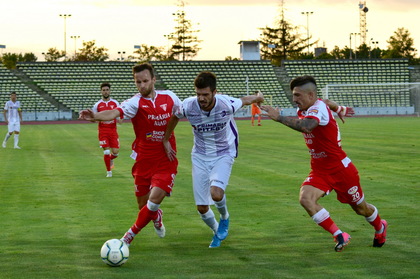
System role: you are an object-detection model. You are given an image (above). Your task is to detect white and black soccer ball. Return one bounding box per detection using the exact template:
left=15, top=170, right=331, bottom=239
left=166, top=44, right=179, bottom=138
left=100, top=239, right=129, bottom=267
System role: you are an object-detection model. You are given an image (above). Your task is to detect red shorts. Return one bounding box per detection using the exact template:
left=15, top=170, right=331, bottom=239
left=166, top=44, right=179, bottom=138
left=132, top=156, right=178, bottom=197
left=99, top=132, right=119, bottom=149
left=301, top=162, right=364, bottom=205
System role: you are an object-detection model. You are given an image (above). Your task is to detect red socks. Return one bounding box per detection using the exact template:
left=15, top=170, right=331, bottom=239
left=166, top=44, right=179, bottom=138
left=131, top=205, right=158, bottom=234
left=318, top=217, right=340, bottom=235
left=368, top=213, right=383, bottom=232
left=104, top=154, right=111, bottom=171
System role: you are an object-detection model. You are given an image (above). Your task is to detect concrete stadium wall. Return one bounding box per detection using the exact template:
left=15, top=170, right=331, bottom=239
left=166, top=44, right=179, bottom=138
left=235, top=107, right=416, bottom=118
left=0, top=111, right=73, bottom=121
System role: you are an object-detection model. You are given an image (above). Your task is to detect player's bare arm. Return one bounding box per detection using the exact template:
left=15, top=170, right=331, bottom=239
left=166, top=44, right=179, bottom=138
left=79, top=108, right=120, bottom=122
left=322, top=99, right=355, bottom=123
left=162, top=114, right=180, bottom=161
left=261, top=105, right=318, bottom=133
left=240, top=92, right=264, bottom=107
left=3, top=110, right=8, bottom=124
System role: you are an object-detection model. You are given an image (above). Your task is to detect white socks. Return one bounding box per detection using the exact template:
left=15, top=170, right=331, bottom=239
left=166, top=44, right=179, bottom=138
left=4, top=133, right=11, bottom=142
left=215, top=195, right=229, bottom=220
left=200, top=209, right=218, bottom=234
left=14, top=134, right=19, bottom=147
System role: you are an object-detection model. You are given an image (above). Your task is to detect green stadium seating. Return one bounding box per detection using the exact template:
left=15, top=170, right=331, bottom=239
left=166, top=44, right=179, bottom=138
left=17, top=62, right=137, bottom=112
left=0, top=64, right=55, bottom=111
left=11, top=59, right=413, bottom=114
left=282, top=59, right=410, bottom=107
left=151, top=60, right=290, bottom=107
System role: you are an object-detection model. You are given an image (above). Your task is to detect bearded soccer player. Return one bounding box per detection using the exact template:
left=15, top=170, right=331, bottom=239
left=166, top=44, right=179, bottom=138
left=92, top=82, right=122, bottom=177
left=163, top=71, right=264, bottom=248
left=3, top=92, right=23, bottom=149
left=261, top=75, right=387, bottom=252
left=79, top=63, right=181, bottom=247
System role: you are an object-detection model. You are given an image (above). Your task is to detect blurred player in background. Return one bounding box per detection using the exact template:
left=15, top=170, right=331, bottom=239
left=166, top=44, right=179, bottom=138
left=163, top=71, right=264, bottom=248
left=79, top=63, right=181, bottom=247
left=92, top=82, right=122, bottom=178
left=261, top=75, right=387, bottom=252
left=251, top=90, right=262, bottom=126
left=3, top=92, right=22, bottom=149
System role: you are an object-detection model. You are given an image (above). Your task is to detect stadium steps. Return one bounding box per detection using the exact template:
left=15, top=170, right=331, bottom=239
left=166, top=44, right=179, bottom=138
left=0, top=65, right=56, bottom=112
left=11, top=68, right=74, bottom=115
left=273, top=66, right=293, bottom=105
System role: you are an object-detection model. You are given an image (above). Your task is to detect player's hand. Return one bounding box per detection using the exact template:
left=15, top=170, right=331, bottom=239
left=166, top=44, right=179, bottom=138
left=261, top=105, right=281, bottom=121
left=336, top=106, right=355, bottom=123
left=78, top=109, right=96, bottom=122
left=163, top=139, right=177, bottom=161
left=256, top=90, right=264, bottom=107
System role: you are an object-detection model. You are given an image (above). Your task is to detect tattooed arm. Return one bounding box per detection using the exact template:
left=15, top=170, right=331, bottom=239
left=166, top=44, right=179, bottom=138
left=260, top=105, right=318, bottom=133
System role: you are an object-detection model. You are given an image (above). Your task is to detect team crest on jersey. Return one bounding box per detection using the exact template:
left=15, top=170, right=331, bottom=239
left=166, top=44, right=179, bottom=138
left=307, top=109, right=319, bottom=115
left=348, top=186, right=358, bottom=195
left=160, top=104, right=167, bottom=111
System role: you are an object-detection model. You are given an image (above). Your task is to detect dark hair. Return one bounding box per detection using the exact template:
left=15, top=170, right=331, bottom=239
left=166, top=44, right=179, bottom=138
left=194, top=71, right=217, bottom=92
left=10, top=91, right=16, bottom=95
left=100, top=82, right=111, bottom=89
left=290, top=75, right=317, bottom=91
left=133, top=63, right=155, bottom=78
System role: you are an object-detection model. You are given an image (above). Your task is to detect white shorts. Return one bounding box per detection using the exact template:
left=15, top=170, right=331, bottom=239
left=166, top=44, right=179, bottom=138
left=191, top=153, right=234, bottom=206
left=8, top=121, right=20, bottom=133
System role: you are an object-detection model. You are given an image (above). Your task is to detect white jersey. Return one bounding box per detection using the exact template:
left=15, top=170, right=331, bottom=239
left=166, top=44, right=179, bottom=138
left=176, top=94, right=243, bottom=158
left=4, top=100, right=21, bottom=122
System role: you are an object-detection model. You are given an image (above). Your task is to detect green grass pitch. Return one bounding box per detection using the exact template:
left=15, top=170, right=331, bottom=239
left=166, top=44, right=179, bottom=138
left=0, top=117, right=419, bottom=279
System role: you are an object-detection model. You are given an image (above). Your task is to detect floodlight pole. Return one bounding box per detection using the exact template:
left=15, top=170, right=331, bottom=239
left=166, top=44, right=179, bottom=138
left=59, top=14, right=72, bottom=60
left=117, top=51, right=126, bottom=61
left=301, top=11, right=313, bottom=54
left=353, top=33, right=361, bottom=59
left=70, top=35, right=80, bottom=58
left=164, top=34, right=174, bottom=56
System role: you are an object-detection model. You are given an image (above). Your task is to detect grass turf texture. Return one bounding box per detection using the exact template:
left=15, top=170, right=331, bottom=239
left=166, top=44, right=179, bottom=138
left=0, top=117, right=419, bottom=279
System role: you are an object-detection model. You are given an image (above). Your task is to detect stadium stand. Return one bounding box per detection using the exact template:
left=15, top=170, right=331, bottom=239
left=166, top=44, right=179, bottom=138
left=17, top=62, right=138, bottom=113
left=283, top=59, right=411, bottom=107
left=0, top=64, right=55, bottom=111
left=150, top=60, right=290, bottom=107
left=16, top=60, right=290, bottom=114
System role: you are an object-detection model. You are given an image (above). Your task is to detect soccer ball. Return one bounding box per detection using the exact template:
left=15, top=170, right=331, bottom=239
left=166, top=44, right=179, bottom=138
left=100, top=239, right=129, bottom=267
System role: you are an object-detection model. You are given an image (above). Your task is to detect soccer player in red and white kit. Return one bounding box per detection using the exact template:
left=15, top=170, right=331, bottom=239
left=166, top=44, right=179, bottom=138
left=261, top=75, right=388, bottom=252
left=92, top=83, right=121, bottom=177
left=79, top=63, right=181, bottom=247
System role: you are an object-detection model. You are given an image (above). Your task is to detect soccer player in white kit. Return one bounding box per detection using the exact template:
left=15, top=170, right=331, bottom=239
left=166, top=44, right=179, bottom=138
left=3, top=92, right=22, bottom=149
left=261, top=75, right=388, bottom=252
left=163, top=71, right=264, bottom=248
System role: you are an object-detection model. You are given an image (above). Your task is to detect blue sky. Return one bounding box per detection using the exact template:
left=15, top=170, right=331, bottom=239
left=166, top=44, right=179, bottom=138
left=1, top=0, right=419, bottom=60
